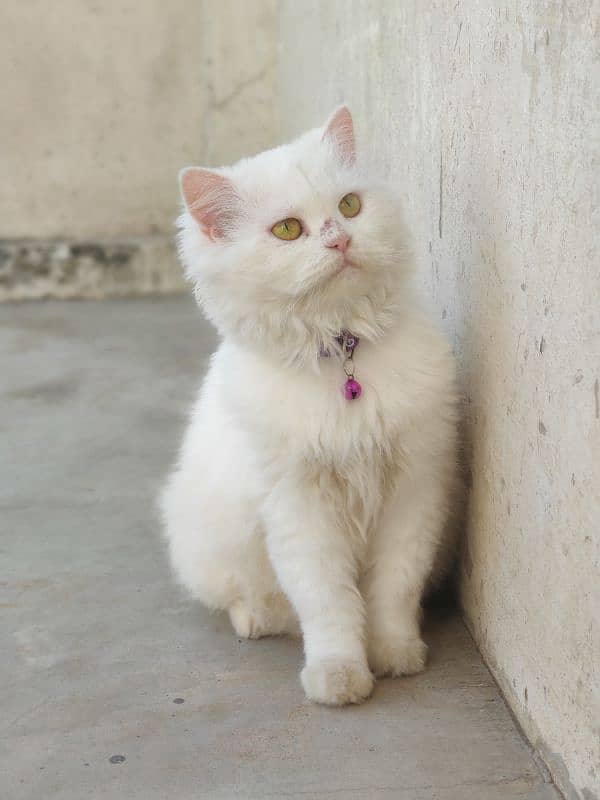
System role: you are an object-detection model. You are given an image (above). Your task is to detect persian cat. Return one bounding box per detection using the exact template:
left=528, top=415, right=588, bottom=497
left=161, top=107, right=458, bottom=705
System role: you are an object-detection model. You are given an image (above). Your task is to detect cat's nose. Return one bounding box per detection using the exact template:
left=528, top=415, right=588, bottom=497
left=321, top=219, right=350, bottom=253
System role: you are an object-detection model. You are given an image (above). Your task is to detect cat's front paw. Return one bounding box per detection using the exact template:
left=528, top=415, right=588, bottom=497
left=368, top=634, right=427, bottom=678
left=229, top=601, right=272, bottom=639
left=229, top=599, right=300, bottom=639
left=301, top=658, right=374, bottom=706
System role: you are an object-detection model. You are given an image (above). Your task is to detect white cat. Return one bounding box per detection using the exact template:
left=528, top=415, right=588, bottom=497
left=161, top=107, right=459, bottom=705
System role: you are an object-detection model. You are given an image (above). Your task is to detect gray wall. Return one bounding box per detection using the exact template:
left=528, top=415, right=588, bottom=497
left=0, top=0, right=277, bottom=298
left=276, top=2, right=598, bottom=798
left=1, top=0, right=205, bottom=240
left=199, top=0, right=278, bottom=166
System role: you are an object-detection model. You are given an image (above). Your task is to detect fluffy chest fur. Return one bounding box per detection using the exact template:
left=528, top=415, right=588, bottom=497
left=216, top=309, right=454, bottom=466
left=198, top=309, right=456, bottom=566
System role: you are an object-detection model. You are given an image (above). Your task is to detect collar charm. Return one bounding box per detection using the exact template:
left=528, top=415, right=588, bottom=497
left=320, top=330, right=362, bottom=400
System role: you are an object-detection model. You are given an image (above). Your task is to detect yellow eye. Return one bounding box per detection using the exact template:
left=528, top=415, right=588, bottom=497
left=338, top=192, right=361, bottom=218
left=271, top=218, right=302, bottom=240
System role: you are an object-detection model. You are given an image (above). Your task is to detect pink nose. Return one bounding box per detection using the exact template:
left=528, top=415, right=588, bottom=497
left=320, top=219, right=350, bottom=253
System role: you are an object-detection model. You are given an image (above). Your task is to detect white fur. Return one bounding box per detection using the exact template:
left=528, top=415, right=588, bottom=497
left=161, top=109, right=459, bottom=705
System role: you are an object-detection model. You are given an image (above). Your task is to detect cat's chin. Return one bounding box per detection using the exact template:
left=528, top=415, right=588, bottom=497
left=324, top=258, right=361, bottom=286
left=334, top=259, right=358, bottom=276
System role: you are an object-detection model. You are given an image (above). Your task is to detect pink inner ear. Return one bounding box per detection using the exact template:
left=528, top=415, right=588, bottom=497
left=180, top=168, right=236, bottom=240
left=322, top=106, right=356, bottom=165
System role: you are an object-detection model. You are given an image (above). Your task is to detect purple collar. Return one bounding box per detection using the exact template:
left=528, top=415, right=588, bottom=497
left=319, top=330, right=359, bottom=359
left=320, top=330, right=362, bottom=400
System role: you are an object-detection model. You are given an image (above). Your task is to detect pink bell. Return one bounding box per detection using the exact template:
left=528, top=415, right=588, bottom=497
left=343, top=378, right=362, bottom=400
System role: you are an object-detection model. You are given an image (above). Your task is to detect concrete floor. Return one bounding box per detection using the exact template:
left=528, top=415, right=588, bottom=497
left=1, top=297, right=561, bottom=800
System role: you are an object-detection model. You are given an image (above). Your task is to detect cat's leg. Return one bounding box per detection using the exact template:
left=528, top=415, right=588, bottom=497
left=161, top=403, right=299, bottom=638
left=363, top=464, right=451, bottom=678
left=163, top=464, right=299, bottom=637
left=263, top=474, right=373, bottom=706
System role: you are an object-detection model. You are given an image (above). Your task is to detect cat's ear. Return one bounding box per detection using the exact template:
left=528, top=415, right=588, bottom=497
left=322, top=106, right=355, bottom=166
left=179, top=168, right=237, bottom=240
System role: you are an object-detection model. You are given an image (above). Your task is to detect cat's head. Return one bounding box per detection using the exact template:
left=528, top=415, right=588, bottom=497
left=177, top=107, right=412, bottom=363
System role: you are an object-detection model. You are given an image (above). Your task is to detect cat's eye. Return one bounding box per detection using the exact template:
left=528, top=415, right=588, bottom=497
left=338, top=192, right=361, bottom=218
left=271, top=218, right=302, bottom=241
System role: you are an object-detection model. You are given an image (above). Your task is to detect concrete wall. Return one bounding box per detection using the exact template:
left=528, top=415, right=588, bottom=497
left=1, top=0, right=204, bottom=240
left=199, top=0, right=278, bottom=166
left=0, top=0, right=277, bottom=298
left=275, top=2, right=598, bottom=798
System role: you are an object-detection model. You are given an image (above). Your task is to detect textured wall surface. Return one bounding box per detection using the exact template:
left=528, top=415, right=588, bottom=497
left=0, top=1, right=277, bottom=298
left=1, top=1, right=205, bottom=239
left=199, top=0, right=279, bottom=166
left=276, top=2, right=599, bottom=798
